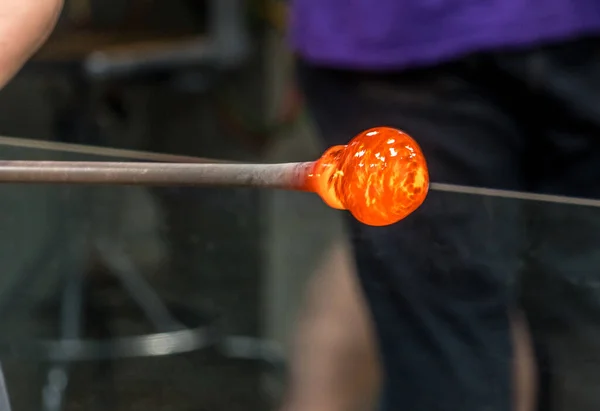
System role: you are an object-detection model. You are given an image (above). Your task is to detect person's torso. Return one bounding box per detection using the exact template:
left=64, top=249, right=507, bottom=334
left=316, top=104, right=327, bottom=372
left=290, top=0, right=600, bottom=70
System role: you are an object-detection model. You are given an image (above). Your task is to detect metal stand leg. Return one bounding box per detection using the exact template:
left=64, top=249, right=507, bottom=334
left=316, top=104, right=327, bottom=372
left=0, top=362, right=13, bottom=411
left=95, top=239, right=183, bottom=332
left=41, top=263, right=85, bottom=411
left=40, top=186, right=89, bottom=411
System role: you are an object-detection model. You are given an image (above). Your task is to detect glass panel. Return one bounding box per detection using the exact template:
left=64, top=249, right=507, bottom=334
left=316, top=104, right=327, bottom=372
left=0, top=140, right=274, bottom=411
left=1, top=137, right=600, bottom=410
left=263, top=160, right=600, bottom=411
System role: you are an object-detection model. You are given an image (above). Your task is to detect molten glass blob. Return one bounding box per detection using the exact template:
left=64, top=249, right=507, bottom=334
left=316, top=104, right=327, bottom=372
left=306, top=127, right=429, bottom=226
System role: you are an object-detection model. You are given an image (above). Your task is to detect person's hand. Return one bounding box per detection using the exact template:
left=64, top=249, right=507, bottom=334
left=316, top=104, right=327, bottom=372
left=0, top=0, right=63, bottom=87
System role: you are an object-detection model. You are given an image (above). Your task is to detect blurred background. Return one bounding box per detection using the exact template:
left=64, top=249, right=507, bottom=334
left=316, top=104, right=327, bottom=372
left=7, top=2, right=600, bottom=411
left=0, top=0, right=340, bottom=410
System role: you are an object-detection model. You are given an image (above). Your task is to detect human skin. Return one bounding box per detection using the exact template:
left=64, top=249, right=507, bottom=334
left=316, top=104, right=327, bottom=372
left=0, top=0, right=63, bottom=87
left=280, top=240, right=537, bottom=411
left=280, top=241, right=382, bottom=411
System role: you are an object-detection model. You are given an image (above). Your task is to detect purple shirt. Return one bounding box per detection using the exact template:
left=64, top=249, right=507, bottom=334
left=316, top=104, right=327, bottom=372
left=290, top=0, right=600, bottom=70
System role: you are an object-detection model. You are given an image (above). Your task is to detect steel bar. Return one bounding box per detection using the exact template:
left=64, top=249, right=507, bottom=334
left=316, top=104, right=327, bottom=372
left=430, top=182, right=600, bottom=208
left=0, top=135, right=231, bottom=163
left=0, top=161, right=312, bottom=189
left=0, top=158, right=599, bottom=208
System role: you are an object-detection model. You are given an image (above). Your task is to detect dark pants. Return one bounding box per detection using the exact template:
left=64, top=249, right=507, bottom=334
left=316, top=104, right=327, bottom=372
left=297, top=36, right=600, bottom=411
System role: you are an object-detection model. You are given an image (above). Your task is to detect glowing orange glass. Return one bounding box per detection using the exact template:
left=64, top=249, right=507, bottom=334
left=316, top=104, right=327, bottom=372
left=304, top=127, right=429, bottom=226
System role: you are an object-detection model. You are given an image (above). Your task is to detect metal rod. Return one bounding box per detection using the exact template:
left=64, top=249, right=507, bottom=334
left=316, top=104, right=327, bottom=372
left=0, top=135, right=231, bottom=163
left=0, top=159, right=599, bottom=208
left=0, top=161, right=312, bottom=189
left=430, top=182, right=600, bottom=208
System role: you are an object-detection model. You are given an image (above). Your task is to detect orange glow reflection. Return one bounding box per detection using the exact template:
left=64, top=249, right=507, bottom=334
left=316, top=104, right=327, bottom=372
left=306, top=127, right=429, bottom=226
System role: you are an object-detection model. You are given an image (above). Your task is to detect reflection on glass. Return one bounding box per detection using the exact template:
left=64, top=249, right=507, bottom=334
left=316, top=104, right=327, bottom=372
left=1, top=137, right=600, bottom=411
left=0, top=140, right=279, bottom=411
